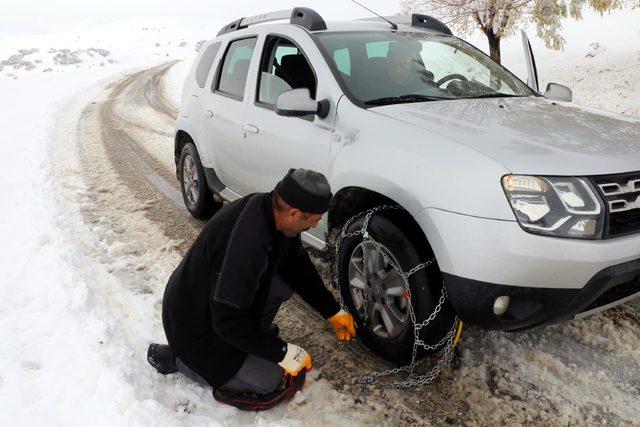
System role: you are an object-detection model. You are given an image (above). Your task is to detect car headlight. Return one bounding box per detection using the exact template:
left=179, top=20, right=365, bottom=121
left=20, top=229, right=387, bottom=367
left=501, top=175, right=605, bottom=239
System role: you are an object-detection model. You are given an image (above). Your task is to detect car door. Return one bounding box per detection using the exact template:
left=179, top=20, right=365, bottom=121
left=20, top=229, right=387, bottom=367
left=241, top=32, right=335, bottom=195
left=520, top=29, right=539, bottom=92
left=201, top=36, right=258, bottom=194
left=179, top=40, right=221, bottom=169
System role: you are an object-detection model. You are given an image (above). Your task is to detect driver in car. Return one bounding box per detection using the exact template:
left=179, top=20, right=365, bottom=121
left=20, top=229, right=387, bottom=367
left=384, top=41, right=433, bottom=95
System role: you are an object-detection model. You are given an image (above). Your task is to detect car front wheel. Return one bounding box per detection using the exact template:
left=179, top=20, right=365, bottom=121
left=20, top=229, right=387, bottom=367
left=337, top=213, right=456, bottom=365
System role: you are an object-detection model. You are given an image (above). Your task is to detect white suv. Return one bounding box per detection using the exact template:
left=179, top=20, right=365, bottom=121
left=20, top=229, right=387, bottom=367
left=174, top=7, right=640, bottom=363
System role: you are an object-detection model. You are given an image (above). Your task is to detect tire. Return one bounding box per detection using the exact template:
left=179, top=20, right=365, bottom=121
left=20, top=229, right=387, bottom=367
left=179, top=143, right=221, bottom=219
left=337, top=213, right=456, bottom=365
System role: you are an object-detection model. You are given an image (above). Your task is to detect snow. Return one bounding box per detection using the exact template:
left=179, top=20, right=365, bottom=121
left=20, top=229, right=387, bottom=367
left=164, top=57, right=193, bottom=109
left=0, top=1, right=399, bottom=38
left=0, top=16, right=217, bottom=78
left=0, top=16, right=394, bottom=427
left=1, top=7, right=639, bottom=426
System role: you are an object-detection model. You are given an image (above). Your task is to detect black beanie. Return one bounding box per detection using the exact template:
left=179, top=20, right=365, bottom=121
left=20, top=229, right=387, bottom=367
left=274, top=168, right=333, bottom=214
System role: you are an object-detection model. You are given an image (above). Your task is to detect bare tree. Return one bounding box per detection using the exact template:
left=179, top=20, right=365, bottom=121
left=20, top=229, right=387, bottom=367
left=401, top=0, right=625, bottom=64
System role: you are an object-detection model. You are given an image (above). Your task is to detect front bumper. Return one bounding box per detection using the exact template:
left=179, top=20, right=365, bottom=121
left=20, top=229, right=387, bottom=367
left=414, top=207, right=640, bottom=288
left=443, top=258, right=640, bottom=330
left=413, top=207, right=640, bottom=330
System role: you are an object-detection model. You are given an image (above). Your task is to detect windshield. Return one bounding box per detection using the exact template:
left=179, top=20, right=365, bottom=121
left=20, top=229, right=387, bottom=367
left=315, top=31, right=534, bottom=106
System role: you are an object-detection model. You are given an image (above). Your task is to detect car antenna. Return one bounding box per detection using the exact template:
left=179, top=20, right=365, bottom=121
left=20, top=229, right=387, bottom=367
left=350, top=0, right=398, bottom=30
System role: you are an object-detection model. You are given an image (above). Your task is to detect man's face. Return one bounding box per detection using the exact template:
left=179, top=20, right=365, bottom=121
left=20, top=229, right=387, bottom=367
left=387, top=51, right=413, bottom=84
left=282, top=209, right=323, bottom=238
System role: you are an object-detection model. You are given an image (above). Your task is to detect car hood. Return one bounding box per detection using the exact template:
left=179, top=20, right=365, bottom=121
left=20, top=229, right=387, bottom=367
left=371, top=96, right=640, bottom=176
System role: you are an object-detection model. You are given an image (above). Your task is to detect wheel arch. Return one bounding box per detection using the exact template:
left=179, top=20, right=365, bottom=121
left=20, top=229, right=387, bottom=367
left=328, top=183, right=436, bottom=261
left=174, top=129, right=194, bottom=178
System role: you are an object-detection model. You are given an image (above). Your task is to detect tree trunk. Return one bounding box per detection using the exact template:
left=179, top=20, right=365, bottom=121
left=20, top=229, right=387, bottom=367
left=486, top=31, right=501, bottom=64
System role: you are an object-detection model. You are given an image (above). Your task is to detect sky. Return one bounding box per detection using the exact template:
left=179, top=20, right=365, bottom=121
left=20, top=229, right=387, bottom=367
left=0, top=0, right=402, bottom=36
left=1, top=0, right=638, bottom=65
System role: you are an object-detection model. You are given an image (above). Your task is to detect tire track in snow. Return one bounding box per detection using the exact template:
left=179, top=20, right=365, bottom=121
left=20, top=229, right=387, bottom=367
left=96, top=62, right=207, bottom=252
left=143, top=60, right=179, bottom=122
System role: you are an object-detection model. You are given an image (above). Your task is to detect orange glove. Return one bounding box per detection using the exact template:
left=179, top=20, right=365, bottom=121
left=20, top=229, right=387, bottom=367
left=278, top=343, right=312, bottom=376
left=327, top=309, right=356, bottom=341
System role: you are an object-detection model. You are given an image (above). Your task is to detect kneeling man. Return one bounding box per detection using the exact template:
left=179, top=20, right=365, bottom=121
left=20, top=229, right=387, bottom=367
left=148, top=168, right=355, bottom=410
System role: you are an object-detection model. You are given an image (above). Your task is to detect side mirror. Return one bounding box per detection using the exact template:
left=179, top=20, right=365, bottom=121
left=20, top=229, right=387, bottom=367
left=276, top=88, right=330, bottom=119
left=544, top=83, right=572, bottom=102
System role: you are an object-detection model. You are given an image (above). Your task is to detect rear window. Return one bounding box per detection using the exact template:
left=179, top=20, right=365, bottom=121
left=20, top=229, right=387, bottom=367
left=216, top=37, right=257, bottom=99
left=195, top=42, right=221, bottom=88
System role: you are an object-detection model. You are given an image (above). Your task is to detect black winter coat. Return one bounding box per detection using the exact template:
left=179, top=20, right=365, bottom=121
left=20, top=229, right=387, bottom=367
left=161, top=191, right=340, bottom=388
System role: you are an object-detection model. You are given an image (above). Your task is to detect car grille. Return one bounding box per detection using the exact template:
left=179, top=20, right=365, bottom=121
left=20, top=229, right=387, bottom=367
left=590, top=171, right=640, bottom=238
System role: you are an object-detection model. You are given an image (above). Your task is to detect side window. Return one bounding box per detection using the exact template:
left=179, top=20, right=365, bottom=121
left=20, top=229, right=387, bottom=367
left=215, top=37, right=257, bottom=99
left=195, top=42, right=221, bottom=88
left=257, top=36, right=317, bottom=106
left=365, top=41, right=389, bottom=58
left=332, top=48, right=351, bottom=76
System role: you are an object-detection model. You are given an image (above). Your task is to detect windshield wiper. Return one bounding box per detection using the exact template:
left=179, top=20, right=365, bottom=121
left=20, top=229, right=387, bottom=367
left=364, top=94, right=449, bottom=106
left=463, top=93, right=524, bottom=99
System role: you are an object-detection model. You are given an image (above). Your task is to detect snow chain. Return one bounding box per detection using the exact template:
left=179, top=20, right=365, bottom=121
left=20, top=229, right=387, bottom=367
left=330, top=205, right=461, bottom=389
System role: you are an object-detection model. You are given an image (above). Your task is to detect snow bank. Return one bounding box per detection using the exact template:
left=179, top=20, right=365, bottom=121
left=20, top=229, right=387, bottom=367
left=0, top=68, right=138, bottom=427
left=163, top=58, right=193, bottom=111
left=0, top=19, right=203, bottom=423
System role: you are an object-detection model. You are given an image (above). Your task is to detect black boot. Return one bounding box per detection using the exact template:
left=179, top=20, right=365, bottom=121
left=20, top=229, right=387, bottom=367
left=147, top=343, right=178, bottom=374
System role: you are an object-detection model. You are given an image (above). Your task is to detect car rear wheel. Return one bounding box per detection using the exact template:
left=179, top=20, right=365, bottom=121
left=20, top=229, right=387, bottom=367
left=179, top=143, right=221, bottom=219
left=337, top=213, right=455, bottom=365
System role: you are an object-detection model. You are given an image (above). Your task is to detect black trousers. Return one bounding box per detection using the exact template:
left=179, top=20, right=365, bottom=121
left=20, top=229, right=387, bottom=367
left=176, top=274, right=294, bottom=394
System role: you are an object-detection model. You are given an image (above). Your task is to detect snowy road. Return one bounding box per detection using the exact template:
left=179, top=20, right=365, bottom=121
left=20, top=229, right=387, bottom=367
left=51, top=61, right=640, bottom=425
left=88, top=61, right=206, bottom=251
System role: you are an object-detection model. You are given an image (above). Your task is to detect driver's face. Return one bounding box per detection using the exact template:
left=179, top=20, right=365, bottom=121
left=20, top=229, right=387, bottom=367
left=387, top=52, right=413, bottom=84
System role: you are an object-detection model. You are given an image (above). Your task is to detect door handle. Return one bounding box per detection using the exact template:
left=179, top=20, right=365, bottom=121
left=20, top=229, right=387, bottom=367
left=204, top=109, right=214, bottom=118
left=243, top=124, right=259, bottom=134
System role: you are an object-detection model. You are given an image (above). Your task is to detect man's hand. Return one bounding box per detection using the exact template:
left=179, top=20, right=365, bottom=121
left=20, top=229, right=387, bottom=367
left=278, top=343, right=312, bottom=376
left=328, top=309, right=356, bottom=341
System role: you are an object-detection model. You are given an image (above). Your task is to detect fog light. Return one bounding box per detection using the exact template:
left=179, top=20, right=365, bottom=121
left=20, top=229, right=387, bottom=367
left=493, top=296, right=510, bottom=316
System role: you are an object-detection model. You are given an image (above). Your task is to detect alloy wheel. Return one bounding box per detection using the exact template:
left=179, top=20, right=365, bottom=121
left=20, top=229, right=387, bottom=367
left=348, top=241, right=409, bottom=339
left=182, top=154, right=199, bottom=206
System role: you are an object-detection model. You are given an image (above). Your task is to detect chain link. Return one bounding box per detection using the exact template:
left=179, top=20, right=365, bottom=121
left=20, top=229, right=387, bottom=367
left=329, top=205, right=461, bottom=389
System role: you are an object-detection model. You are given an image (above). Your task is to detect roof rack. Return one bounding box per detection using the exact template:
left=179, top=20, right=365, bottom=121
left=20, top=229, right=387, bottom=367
left=358, top=13, right=453, bottom=35
left=411, top=14, right=452, bottom=35
left=217, top=7, right=327, bottom=36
